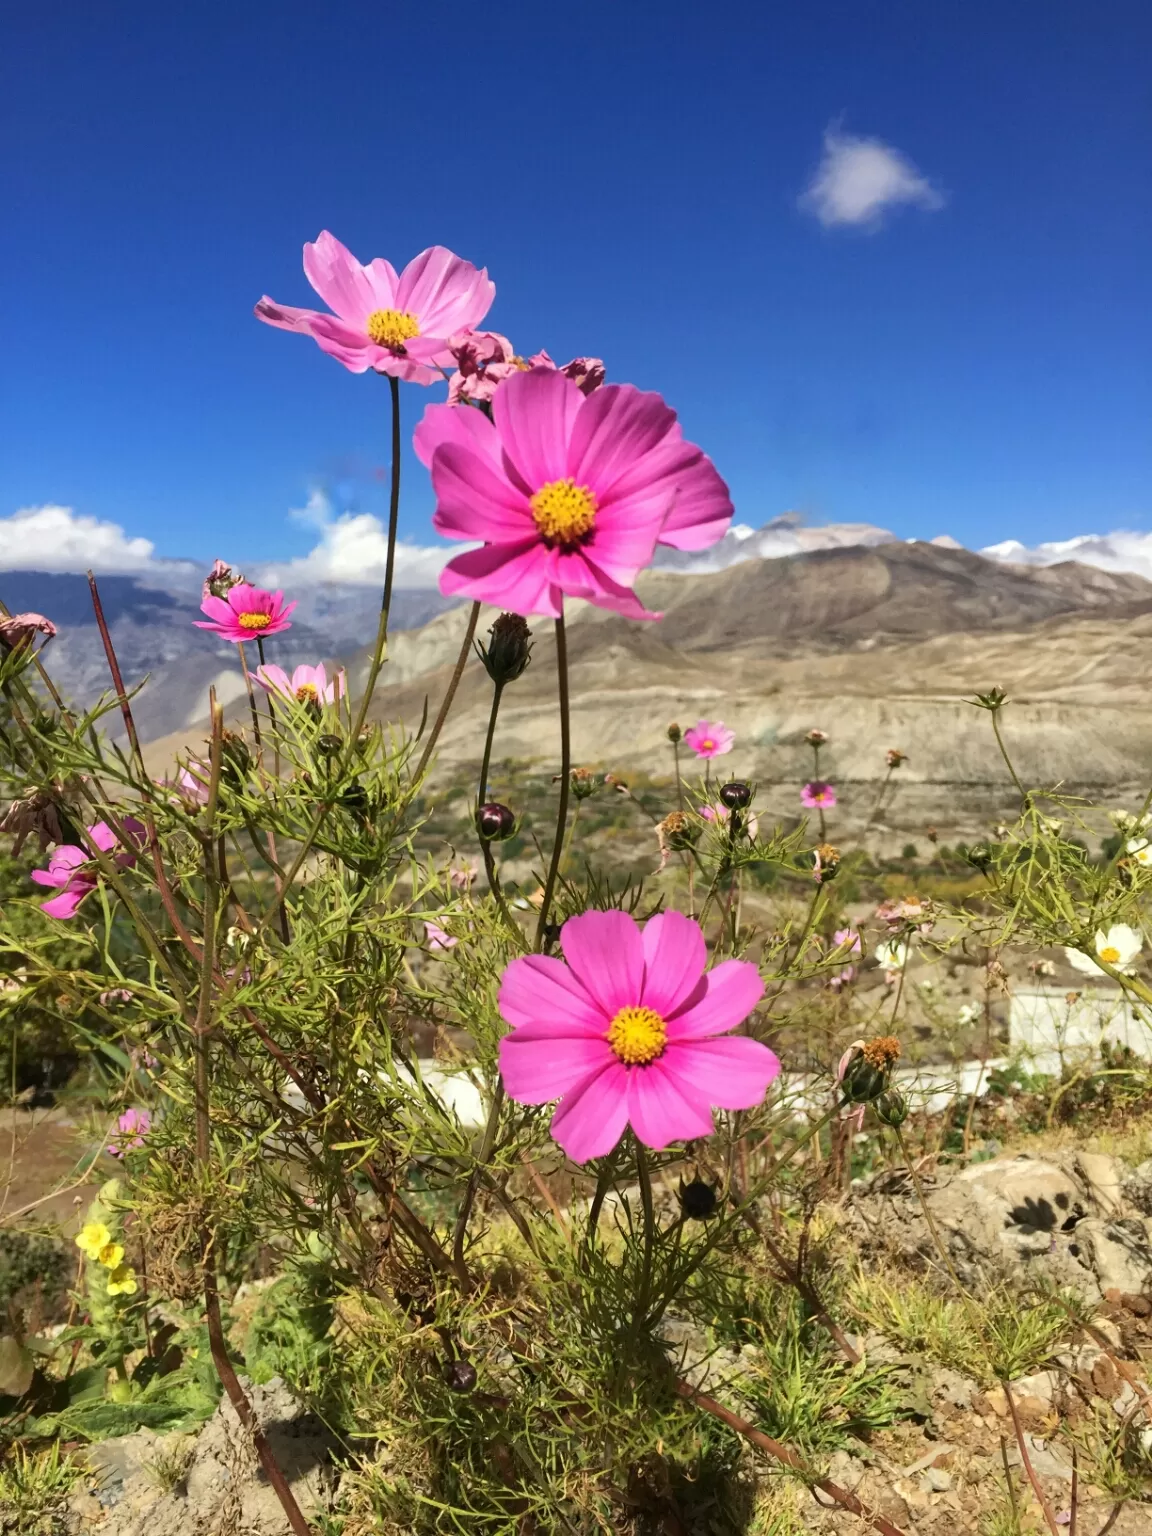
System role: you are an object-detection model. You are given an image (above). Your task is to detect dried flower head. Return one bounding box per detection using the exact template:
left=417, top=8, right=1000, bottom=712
left=0, top=789, right=65, bottom=855
left=202, top=559, right=245, bottom=601
left=812, top=843, right=841, bottom=883
left=886, top=748, right=907, bottom=768
left=805, top=728, right=828, bottom=747
left=861, top=1036, right=902, bottom=1070
left=0, top=612, right=58, bottom=654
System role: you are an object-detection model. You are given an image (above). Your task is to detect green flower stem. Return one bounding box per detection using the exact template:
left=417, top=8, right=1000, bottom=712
left=672, top=738, right=684, bottom=811
left=990, top=706, right=1027, bottom=804
left=535, top=608, right=571, bottom=950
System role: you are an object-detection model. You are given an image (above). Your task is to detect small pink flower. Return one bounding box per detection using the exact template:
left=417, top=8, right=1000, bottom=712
left=700, top=803, right=759, bottom=839
left=255, top=232, right=495, bottom=384
left=108, top=1107, right=152, bottom=1157
left=194, top=583, right=295, bottom=644
left=833, top=928, right=862, bottom=956
left=683, top=721, right=735, bottom=760
left=801, top=781, right=837, bottom=809
left=415, top=368, right=733, bottom=620
left=167, top=761, right=210, bottom=807
left=0, top=612, right=57, bottom=653
left=30, top=820, right=144, bottom=920
left=99, top=988, right=134, bottom=1006
left=255, top=662, right=343, bottom=706
left=828, top=966, right=857, bottom=990
left=497, top=908, right=779, bottom=1162
left=449, top=859, right=479, bottom=890
left=424, top=921, right=457, bottom=952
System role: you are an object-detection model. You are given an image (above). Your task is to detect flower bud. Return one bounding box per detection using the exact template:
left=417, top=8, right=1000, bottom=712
left=202, top=559, right=244, bottom=601
left=339, top=781, right=369, bottom=814
left=568, top=768, right=599, bottom=801
left=874, top=1089, right=909, bottom=1127
left=679, top=1178, right=719, bottom=1220
left=964, top=841, right=993, bottom=872
left=839, top=1036, right=901, bottom=1104
left=220, top=730, right=251, bottom=784
left=316, top=733, right=343, bottom=758
left=805, top=728, right=828, bottom=747
left=477, top=802, right=516, bottom=841
left=443, top=1358, right=477, bottom=1393
left=886, top=748, right=907, bottom=769
left=475, top=613, right=533, bottom=685
left=666, top=722, right=682, bottom=744
left=719, top=781, right=752, bottom=810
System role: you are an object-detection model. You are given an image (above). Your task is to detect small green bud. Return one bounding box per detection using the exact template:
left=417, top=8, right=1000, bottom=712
left=666, top=722, right=682, bottom=744
left=475, top=613, right=533, bottom=685
left=874, top=1089, right=909, bottom=1127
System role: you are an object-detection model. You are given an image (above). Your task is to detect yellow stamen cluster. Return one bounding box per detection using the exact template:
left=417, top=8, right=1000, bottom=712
left=366, top=308, right=420, bottom=349
left=238, top=611, right=272, bottom=631
left=530, top=478, right=598, bottom=546
left=861, top=1035, right=902, bottom=1070
left=607, top=1004, right=667, bottom=1066
left=1099, top=945, right=1121, bottom=965
left=295, top=683, right=319, bottom=704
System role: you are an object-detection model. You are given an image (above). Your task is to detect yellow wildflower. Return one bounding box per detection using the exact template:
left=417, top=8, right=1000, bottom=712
left=76, top=1221, right=112, bottom=1259
left=97, top=1241, right=125, bottom=1271
left=106, top=1264, right=138, bottom=1297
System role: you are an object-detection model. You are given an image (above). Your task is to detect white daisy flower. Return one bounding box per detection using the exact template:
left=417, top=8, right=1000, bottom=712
left=1064, top=924, right=1143, bottom=976
left=1127, top=838, right=1152, bottom=868
left=873, top=940, right=909, bottom=971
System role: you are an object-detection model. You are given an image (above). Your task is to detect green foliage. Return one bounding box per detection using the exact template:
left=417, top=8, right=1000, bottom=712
left=0, top=1441, right=80, bottom=1535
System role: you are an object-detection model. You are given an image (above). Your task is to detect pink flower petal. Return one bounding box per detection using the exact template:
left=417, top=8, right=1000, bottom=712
left=256, top=664, right=292, bottom=697
left=302, top=230, right=382, bottom=323
left=498, top=953, right=609, bottom=1037
left=439, top=541, right=563, bottom=618
left=640, top=911, right=707, bottom=1016
left=395, top=246, right=495, bottom=336
left=413, top=399, right=507, bottom=475
left=666, top=959, right=764, bottom=1040
left=549, top=1061, right=631, bottom=1162
left=559, top=909, right=645, bottom=1018
left=566, top=385, right=678, bottom=496
left=499, top=1035, right=615, bottom=1104
left=29, top=869, right=66, bottom=889
left=661, top=1036, right=780, bottom=1110
left=430, top=444, right=537, bottom=541
left=254, top=298, right=325, bottom=335
left=88, top=822, right=120, bottom=854
left=627, top=1063, right=715, bottom=1149
left=40, top=886, right=88, bottom=919
left=199, top=595, right=235, bottom=624
left=493, top=369, right=583, bottom=492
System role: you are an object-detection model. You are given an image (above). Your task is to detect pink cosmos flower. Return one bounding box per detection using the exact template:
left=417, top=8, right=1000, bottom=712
left=414, top=368, right=733, bottom=620
left=194, top=584, right=296, bottom=644
left=683, top=721, right=735, bottom=760
left=255, top=662, right=343, bottom=706
left=163, top=761, right=211, bottom=807
left=108, top=1107, right=151, bottom=1157
left=700, top=803, right=760, bottom=839
left=828, top=966, right=857, bottom=990
left=449, top=859, right=479, bottom=890
left=832, top=928, right=862, bottom=956
left=424, top=921, right=458, bottom=952
left=497, top=909, right=779, bottom=1163
left=255, top=232, right=495, bottom=384
left=801, top=781, right=837, bottom=809
left=30, top=819, right=145, bottom=920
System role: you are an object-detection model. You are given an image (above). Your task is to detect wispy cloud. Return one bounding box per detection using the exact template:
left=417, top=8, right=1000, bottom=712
left=800, top=126, right=944, bottom=230
left=256, top=489, right=463, bottom=591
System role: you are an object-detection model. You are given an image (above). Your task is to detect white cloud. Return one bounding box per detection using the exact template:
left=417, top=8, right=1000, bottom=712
left=800, top=126, right=945, bottom=229
left=982, top=530, right=1152, bottom=584
left=0, top=504, right=160, bottom=573
left=256, top=490, right=463, bottom=591
left=653, top=512, right=895, bottom=572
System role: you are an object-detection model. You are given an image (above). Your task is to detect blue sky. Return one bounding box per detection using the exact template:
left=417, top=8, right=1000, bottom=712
left=2, top=0, right=1149, bottom=578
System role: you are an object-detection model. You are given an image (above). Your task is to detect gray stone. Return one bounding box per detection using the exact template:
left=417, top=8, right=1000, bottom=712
left=1076, top=1217, right=1152, bottom=1297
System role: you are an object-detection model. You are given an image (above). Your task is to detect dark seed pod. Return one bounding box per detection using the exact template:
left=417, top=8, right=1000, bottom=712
left=719, top=781, right=752, bottom=810
left=316, top=733, right=343, bottom=758
left=443, top=1358, right=477, bottom=1393
left=874, top=1089, right=909, bottom=1128
left=679, top=1178, right=719, bottom=1220
left=477, top=802, right=516, bottom=841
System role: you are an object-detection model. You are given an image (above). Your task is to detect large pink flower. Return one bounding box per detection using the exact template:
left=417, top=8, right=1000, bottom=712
left=414, top=369, right=733, bottom=620
left=194, top=584, right=296, bottom=644
left=255, top=232, right=495, bottom=384
left=498, top=909, right=778, bottom=1162
left=30, top=819, right=144, bottom=920
left=255, top=662, right=343, bottom=706
left=683, top=721, right=734, bottom=759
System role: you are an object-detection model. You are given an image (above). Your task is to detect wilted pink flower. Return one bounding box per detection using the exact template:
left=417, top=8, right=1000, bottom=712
left=99, top=988, right=135, bottom=1007
left=30, top=819, right=145, bottom=920
left=498, top=909, right=779, bottom=1162
left=0, top=790, right=65, bottom=855
left=805, top=728, right=827, bottom=747
left=108, top=1107, right=151, bottom=1157
left=832, top=928, right=862, bottom=956
left=424, top=921, right=458, bottom=952
left=255, top=232, right=495, bottom=384
left=828, top=966, right=857, bottom=990
left=683, top=721, right=735, bottom=760
left=835, top=1041, right=867, bottom=1131
left=0, top=612, right=57, bottom=653
left=202, top=560, right=244, bottom=602
left=446, top=332, right=607, bottom=407
left=195, top=584, right=296, bottom=644
left=415, top=369, right=733, bottom=620
left=801, top=781, right=837, bottom=809
left=875, top=896, right=932, bottom=932
left=255, top=662, right=343, bottom=706
left=700, top=803, right=759, bottom=839
left=449, top=859, right=478, bottom=890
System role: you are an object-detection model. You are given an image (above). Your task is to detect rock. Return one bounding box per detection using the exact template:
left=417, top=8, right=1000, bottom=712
left=1076, top=1218, right=1152, bottom=1298
left=1010, top=1369, right=1060, bottom=1409
left=1122, top=1158, right=1152, bottom=1215
left=1077, top=1153, right=1125, bottom=1216
left=922, top=1466, right=952, bottom=1493
left=65, top=1377, right=339, bottom=1535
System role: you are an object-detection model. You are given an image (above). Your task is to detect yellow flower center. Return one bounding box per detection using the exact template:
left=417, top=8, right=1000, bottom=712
left=607, top=1004, right=666, bottom=1066
left=530, top=479, right=598, bottom=547
left=238, top=611, right=272, bottom=630
left=1099, top=946, right=1121, bottom=965
left=295, top=683, right=319, bottom=704
left=702, top=739, right=715, bottom=751
left=366, top=308, right=420, bottom=349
